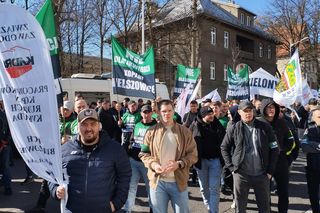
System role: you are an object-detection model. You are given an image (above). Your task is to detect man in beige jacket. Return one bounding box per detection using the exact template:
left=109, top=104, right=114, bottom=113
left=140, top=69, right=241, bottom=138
left=140, top=99, right=197, bottom=213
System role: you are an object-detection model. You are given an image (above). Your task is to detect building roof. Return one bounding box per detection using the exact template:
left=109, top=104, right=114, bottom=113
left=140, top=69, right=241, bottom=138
left=154, top=0, right=276, bottom=42
left=213, top=0, right=256, bottom=16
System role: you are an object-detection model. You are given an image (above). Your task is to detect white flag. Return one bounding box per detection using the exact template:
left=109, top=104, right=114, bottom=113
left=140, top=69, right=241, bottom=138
left=273, top=50, right=303, bottom=107
left=199, top=89, right=221, bottom=102
left=175, top=82, right=193, bottom=117
left=0, top=4, right=64, bottom=187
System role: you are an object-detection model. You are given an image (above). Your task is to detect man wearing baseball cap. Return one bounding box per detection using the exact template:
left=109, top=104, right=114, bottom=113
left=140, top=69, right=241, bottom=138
left=221, top=100, right=279, bottom=213
left=49, top=109, right=131, bottom=213
left=124, top=104, right=157, bottom=212
left=190, top=106, right=226, bottom=212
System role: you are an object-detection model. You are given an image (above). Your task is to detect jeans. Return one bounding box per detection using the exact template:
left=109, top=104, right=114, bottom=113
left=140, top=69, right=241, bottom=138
left=150, top=180, right=189, bottom=213
left=125, top=157, right=151, bottom=211
left=196, top=158, right=222, bottom=213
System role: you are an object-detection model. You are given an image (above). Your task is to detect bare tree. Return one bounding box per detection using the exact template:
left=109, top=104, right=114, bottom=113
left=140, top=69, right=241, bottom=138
left=91, top=0, right=113, bottom=74
left=109, top=0, right=140, bottom=48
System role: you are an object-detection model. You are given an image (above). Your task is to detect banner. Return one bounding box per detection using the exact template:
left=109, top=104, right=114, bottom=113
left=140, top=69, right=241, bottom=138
left=173, top=64, right=200, bottom=97
left=175, top=83, right=193, bottom=117
left=197, top=89, right=221, bottom=103
left=273, top=50, right=303, bottom=107
left=0, top=2, right=64, bottom=190
left=249, top=68, right=279, bottom=98
left=112, top=36, right=155, bottom=99
left=184, top=79, right=201, bottom=114
left=36, top=0, right=63, bottom=107
left=298, top=79, right=315, bottom=106
left=226, top=65, right=249, bottom=100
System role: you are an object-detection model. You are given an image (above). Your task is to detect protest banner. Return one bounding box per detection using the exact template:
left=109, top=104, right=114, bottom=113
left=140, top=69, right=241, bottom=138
left=249, top=68, right=279, bottom=98
left=298, top=79, right=315, bottom=106
left=175, top=83, right=193, bottom=117
left=173, top=64, right=200, bottom=98
left=0, top=3, right=66, bottom=211
left=273, top=50, right=303, bottom=107
left=226, top=65, right=249, bottom=100
left=198, top=89, right=221, bottom=103
left=36, top=0, right=63, bottom=107
left=112, top=36, right=155, bottom=99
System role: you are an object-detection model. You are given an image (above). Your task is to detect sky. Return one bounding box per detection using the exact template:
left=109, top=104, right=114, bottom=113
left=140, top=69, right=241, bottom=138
left=234, top=0, right=271, bottom=15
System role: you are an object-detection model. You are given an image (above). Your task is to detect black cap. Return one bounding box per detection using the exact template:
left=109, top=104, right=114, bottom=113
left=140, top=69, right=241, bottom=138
left=238, top=100, right=254, bottom=110
left=200, top=106, right=213, bottom=118
left=141, top=104, right=152, bottom=112
left=202, top=98, right=212, bottom=103
left=308, top=98, right=318, bottom=106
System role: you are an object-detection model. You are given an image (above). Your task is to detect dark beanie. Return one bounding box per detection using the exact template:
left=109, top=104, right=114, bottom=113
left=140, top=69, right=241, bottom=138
left=200, top=106, right=213, bottom=118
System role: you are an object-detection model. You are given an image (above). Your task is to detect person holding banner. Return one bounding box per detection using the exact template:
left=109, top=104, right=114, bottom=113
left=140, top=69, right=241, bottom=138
left=140, top=100, right=197, bottom=213
left=49, top=109, right=131, bottom=212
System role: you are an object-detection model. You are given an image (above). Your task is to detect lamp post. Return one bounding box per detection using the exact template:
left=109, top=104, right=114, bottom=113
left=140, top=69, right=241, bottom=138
left=289, top=36, right=309, bottom=56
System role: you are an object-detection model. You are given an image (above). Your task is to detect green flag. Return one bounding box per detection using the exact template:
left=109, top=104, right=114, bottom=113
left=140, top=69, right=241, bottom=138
left=173, top=64, right=200, bottom=97
left=36, top=0, right=58, bottom=56
left=36, top=0, right=63, bottom=107
left=112, top=36, right=156, bottom=99
left=226, top=65, right=249, bottom=100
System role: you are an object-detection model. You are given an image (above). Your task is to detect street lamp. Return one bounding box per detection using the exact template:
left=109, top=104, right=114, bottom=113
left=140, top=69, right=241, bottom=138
left=289, top=36, right=309, bottom=56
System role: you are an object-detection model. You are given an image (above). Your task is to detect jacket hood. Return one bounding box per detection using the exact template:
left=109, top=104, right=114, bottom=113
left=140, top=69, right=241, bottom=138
left=261, top=99, right=280, bottom=121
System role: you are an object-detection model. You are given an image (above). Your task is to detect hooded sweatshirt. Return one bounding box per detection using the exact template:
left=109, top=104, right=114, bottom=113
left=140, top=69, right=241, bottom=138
left=258, top=99, right=295, bottom=156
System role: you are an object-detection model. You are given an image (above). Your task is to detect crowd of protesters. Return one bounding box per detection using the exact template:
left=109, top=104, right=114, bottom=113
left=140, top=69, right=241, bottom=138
left=1, top=94, right=320, bottom=213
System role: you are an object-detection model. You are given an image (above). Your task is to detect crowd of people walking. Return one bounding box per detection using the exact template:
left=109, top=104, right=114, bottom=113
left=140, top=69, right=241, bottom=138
left=1, top=94, right=320, bottom=213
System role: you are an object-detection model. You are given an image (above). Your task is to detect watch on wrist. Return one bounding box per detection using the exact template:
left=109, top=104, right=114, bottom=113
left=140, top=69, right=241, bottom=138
left=177, top=160, right=184, bottom=169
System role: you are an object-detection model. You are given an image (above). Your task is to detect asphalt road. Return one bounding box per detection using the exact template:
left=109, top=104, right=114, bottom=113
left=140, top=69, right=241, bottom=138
left=0, top=152, right=312, bottom=213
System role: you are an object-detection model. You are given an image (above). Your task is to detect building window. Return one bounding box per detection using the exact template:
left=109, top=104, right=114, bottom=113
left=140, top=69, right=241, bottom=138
left=246, top=16, right=251, bottom=26
left=224, top=31, right=229, bottom=49
left=259, top=43, right=263, bottom=58
left=267, top=45, right=271, bottom=59
left=210, top=62, right=215, bottom=80
left=224, top=64, right=228, bottom=81
left=240, top=13, right=244, bottom=24
left=211, top=27, right=216, bottom=46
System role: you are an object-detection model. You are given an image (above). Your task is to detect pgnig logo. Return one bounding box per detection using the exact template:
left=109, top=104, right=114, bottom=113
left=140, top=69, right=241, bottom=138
left=2, top=46, right=34, bottom=78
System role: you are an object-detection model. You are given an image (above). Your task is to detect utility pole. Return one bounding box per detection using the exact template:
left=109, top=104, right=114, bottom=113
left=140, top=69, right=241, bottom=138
left=191, top=0, right=197, bottom=68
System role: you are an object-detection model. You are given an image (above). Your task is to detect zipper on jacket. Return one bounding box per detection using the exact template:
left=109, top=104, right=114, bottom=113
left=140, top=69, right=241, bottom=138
left=84, top=151, right=90, bottom=212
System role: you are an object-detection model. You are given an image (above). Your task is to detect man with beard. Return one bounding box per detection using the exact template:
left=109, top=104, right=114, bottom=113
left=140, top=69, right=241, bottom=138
left=49, top=109, right=131, bottom=213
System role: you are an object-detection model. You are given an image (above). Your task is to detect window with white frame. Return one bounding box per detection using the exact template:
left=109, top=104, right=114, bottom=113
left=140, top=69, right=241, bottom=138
left=259, top=43, right=263, bottom=58
left=246, top=16, right=251, bottom=26
left=210, top=62, right=216, bottom=80
left=224, top=64, right=228, bottom=81
left=267, top=45, right=271, bottom=59
left=240, top=13, right=244, bottom=24
left=211, top=27, right=216, bottom=46
left=224, top=31, right=229, bottom=49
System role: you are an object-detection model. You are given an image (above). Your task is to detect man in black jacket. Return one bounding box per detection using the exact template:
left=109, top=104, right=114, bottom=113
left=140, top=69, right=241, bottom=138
left=49, top=109, right=131, bottom=213
left=190, top=106, right=225, bottom=213
left=98, top=98, right=120, bottom=142
left=221, top=100, right=279, bottom=213
left=301, top=107, right=320, bottom=213
left=258, top=99, right=295, bottom=213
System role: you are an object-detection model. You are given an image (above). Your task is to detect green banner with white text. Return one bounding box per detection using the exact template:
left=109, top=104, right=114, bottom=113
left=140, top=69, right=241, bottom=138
left=112, top=36, right=155, bottom=99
